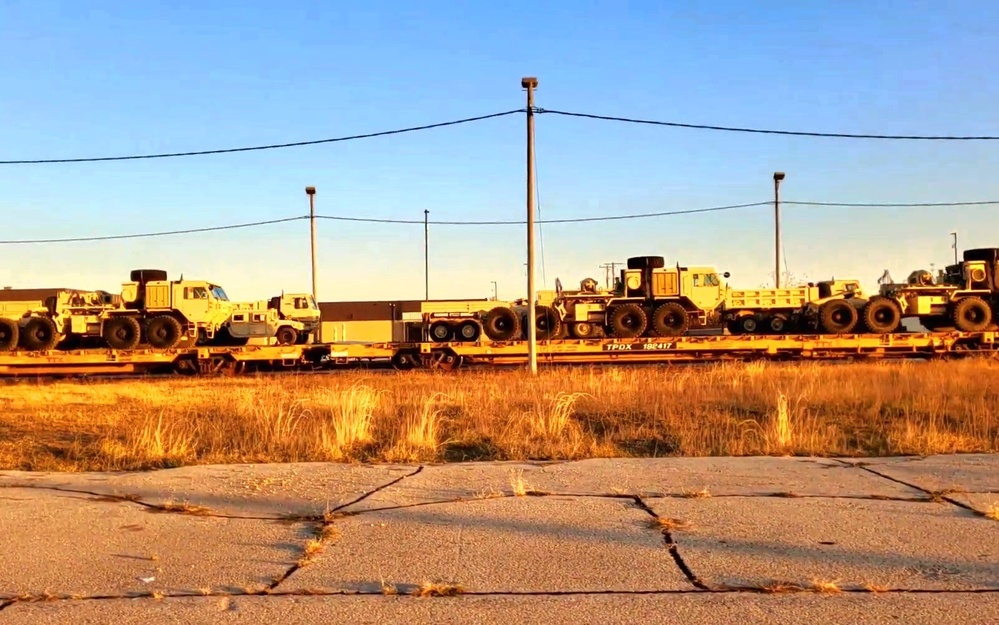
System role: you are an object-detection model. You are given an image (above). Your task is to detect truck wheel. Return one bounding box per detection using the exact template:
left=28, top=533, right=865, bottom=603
left=145, top=315, right=183, bottom=348
left=103, top=316, right=141, bottom=350
left=534, top=305, right=562, bottom=340
left=571, top=322, right=595, bottom=338
left=819, top=300, right=858, bottom=334
left=457, top=320, right=481, bottom=342
left=651, top=302, right=689, bottom=336
left=765, top=314, right=789, bottom=334
left=738, top=316, right=759, bottom=334
left=607, top=303, right=648, bottom=338
left=482, top=306, right=521, bottom=341
left=951, top=297, right=992, bottom=332
left=0, top=318, right=20, bottom=351
left=20, top=317, right=60, bottom=351
left=861, top=297, right=902, bottom=334
left=275, top=325, right=299, bottom=346
left=428, top=321, right=453, bottom=343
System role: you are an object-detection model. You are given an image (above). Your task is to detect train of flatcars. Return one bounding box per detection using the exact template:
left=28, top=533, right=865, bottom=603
left=2, top=249, right=999, bottom=377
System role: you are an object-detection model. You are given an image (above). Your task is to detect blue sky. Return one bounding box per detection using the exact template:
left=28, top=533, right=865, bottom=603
left=2, top=1, right=998, bottom=302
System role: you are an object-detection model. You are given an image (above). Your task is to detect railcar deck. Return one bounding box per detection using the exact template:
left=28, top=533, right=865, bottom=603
left=0, top=331, right=994, bottom=378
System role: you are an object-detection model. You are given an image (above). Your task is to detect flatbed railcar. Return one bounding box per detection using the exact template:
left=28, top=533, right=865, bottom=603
left=0, top=331, right=996, bottom=378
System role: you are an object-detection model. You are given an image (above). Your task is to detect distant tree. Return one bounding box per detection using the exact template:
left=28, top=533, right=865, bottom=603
left=758, top=270, right=810, bottom=289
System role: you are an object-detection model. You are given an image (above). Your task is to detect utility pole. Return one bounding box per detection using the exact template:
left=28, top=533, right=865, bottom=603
left=491, top=281, right=498, bottom=301
left=523, top=76, right=538, bottom=375
left=951, top=231, right=958, bottom=265
left=599, top=262, right=621, bottom=289
left=305, top=186, right=319, bottom=342
left=424, top=209, right=430, bottom=300
left=773, top=172, right=785, bottom=289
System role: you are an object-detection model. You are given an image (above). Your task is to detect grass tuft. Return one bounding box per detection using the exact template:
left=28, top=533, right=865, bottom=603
left=412, top=581, right=465, bottom=597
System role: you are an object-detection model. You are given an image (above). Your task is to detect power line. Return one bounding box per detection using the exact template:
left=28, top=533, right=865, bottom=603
left=0, top=110, right=525, bottom=164
left=783, top=200, right=999, bottom=207
left=0, top=216, right=308, bottom=244
left=316, top=201, right=772, bottom=225
left=537, top=108, right=999, bottom=141
left=3, top=197, right=998, bottom=244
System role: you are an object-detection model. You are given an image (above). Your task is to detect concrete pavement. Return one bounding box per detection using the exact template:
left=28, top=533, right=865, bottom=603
left=1, top=455, right=997, bottom=623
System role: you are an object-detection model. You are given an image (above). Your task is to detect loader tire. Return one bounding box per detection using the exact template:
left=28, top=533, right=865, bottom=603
left=951, top=296, right=992, bottom=332
left=651, top=302, right=689, bottom=336
left=861, top=297, right=902, bottom=334
left=482, top=306, right=521, bottom=341
left=533, top=305, right=562, bottom=340
left=607, top=303, right=648, bottom=338
left=20, top=317, right=60, bottom=351
left=145, top=315, right=183, bottom=349
left=0, top=318, right=20, bottom=351
left=818, top=299, right=858, bottom=334
left=103, top=316, right=142, bottom=350
left=428, top=321, right=453, bottom=343
left=626, top=256, right=666, bottom=270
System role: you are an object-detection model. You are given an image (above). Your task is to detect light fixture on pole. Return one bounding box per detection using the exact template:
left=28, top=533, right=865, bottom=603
left=305, top=185, right=319, bottom=343
left=773, top=172, right=785, bottom=288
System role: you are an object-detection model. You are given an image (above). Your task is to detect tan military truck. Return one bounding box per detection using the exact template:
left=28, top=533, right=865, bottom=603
left=856, top=247, right=999, bottom=334
left=0, top=270, right=320, bottom=351
left=529, top=256, right=870, bottom=338
left=228, top=292, right=321, bottom=345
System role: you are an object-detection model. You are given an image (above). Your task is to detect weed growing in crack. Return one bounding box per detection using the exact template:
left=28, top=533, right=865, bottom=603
left=298, top=539, right=325, bottom=566
left=649, top=517, right=693, bottom=531
left=680, top=488, right=711, bottom=499
left=510, top=469, right=532, bottom=496
left=986, top=503, right=999, bottom=521
left=809, top=579, right=843, bottom=594
left=412, top=581, right=465, bottom=597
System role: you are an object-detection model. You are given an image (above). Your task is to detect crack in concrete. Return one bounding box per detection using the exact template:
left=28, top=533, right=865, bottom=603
left=4, top=584, right=999, bottom=612
left=630, top=494, right=710, bottom=591
left=833, top=460, right=994, bottom=519
left=266, top=465, right=426, bottom=592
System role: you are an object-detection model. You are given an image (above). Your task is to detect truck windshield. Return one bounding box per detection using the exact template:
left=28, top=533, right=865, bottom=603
left=210, top=286, right=229, bottom=301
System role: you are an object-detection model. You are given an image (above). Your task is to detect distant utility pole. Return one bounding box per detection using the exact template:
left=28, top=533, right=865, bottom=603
left=305, top=185, right=319, bottom=343
left=951, top=231, right=958, bottom=265
left=773, top=171, right=785, bottom=289
left=424, top=209, right=430, bottom=300
left=599, top=262, right=622, bottom=289
left=523, top=76, right=539, bottom=375
left=491, top=281, right=498, bottom=301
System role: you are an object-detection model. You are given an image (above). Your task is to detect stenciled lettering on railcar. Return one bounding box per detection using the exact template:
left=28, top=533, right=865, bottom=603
left=603, top=342, right=677, bottom=351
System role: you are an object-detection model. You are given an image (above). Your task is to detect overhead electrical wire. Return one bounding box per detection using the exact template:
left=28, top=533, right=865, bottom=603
left=0, top=110, right=525, bottom=164
left=0, top=216, right=309, bottom=245
left=535, top=109, right=999, bottom=141
left=4, top=101, right=998, bottom=165
left=4, top=198, right=994, bottom=245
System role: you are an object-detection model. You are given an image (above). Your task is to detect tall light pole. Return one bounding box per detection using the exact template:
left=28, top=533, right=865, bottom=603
left=523, top=76, right=538, bottom=374
left=951, top=231, right=958, bottom=265
left=424, top=209, right=430, bottom=300
left=491, top=281, right=498, bottom=301
left=305, top=186, right=319, bottom=343
left=305, top=186, right=317, bottom=302
left=773, top=172, right=785, bottom=289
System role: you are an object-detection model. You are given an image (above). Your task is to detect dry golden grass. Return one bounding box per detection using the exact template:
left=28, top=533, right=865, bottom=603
left=2, top=359, right=999, bottom=471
